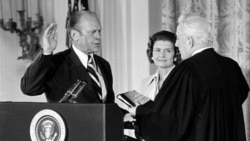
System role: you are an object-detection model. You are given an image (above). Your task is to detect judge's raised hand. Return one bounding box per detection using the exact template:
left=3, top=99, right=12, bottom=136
left=42, top=23, right=58, bottom=55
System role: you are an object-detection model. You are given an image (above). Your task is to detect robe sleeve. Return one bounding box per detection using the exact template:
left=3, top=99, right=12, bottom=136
left=235, top=64, right=249, bottom=104
left=135, top=63, right=200, bottom=141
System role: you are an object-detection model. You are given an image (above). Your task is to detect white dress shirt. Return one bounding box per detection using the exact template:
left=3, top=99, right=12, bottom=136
left=140, top=65, right=175, bottom=101
left=192, top=46, right=213, bottom=56
left=72, top=45, right=107, bottom=102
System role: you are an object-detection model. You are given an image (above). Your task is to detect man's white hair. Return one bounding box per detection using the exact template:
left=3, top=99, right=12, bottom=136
left=177, top=13, right=213, bottom=47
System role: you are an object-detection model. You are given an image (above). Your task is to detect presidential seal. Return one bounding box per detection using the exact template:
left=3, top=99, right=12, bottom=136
left=30, top=109, right=66, bottom=141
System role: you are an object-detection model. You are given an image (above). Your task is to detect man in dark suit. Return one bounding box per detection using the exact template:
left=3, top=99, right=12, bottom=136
left=21, top=11, right=114, bottom=103
left=126, top=13, right=249, bottom=141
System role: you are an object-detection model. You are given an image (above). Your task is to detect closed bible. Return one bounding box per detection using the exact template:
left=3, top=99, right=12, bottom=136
left=117, top=90, right=150, bottom=109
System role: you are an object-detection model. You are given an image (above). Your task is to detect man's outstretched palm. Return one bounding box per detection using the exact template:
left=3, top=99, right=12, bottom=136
left=42, top=23, right=58, bottom=54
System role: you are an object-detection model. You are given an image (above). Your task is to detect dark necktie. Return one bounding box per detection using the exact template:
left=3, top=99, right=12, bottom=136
left=87, top=55, right=102, bottom=98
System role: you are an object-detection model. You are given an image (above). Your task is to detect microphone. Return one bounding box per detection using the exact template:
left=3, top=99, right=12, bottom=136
left=59, top=79, right=86, bottom=103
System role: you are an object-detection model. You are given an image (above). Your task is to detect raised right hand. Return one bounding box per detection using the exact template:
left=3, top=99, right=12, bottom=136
left=42, top=23, right=58, bottom=55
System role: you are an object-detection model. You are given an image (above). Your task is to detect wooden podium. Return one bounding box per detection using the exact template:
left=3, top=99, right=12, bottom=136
left=0, top=102, right=123, bottom=141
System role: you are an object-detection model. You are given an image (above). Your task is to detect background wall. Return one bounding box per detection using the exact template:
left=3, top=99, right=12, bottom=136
left=0, top=0, right=69, bottom=102
left=100, top=0, right=150, bottom=94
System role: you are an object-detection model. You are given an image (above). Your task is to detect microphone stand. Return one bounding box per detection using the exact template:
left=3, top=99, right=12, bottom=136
left=59, top=79, right=86, bottom=103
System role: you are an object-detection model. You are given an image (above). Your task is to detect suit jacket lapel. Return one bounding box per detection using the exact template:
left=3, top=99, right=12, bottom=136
left=93, top=55, right=110, bottom=92
left=67, top=48, right=89, bottom=80
left=67, top=49, right=101, bottom=102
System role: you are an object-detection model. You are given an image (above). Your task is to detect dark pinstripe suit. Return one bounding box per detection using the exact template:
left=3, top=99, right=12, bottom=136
left=21, top=48, right=114, bottom=103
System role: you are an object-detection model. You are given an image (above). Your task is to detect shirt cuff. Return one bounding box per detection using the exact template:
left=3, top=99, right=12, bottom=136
left=128, top=107, right=137, bottom=116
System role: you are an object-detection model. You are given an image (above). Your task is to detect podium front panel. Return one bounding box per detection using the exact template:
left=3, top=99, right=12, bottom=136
left=0, top=102, right=123, bottom=141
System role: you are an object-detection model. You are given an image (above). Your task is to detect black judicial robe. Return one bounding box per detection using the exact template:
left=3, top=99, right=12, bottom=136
left=136, top=49, right=249, bottom=141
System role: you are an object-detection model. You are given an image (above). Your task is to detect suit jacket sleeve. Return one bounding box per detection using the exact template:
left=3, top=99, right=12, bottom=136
left=21, top=54, right=56, bottom=95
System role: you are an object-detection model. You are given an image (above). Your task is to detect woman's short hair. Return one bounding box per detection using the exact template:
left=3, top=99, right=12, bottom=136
left=147, top=30, right=181, bottom=64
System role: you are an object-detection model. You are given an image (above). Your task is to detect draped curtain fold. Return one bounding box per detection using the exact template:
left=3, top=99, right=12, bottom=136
left=89, top=0, right=134, bottom=94
left=162, top=0, right=250, bottom=140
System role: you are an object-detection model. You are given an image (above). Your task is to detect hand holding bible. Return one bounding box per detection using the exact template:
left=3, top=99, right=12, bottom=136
left=116, top=90, right=151, bottom=113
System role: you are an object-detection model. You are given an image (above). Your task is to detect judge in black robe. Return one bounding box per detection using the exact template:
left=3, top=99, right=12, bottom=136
left=129, top=14, right=249, bottom=141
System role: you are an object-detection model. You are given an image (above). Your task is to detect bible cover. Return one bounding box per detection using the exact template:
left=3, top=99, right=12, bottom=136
left=117, top=90, right=150, bottom=108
